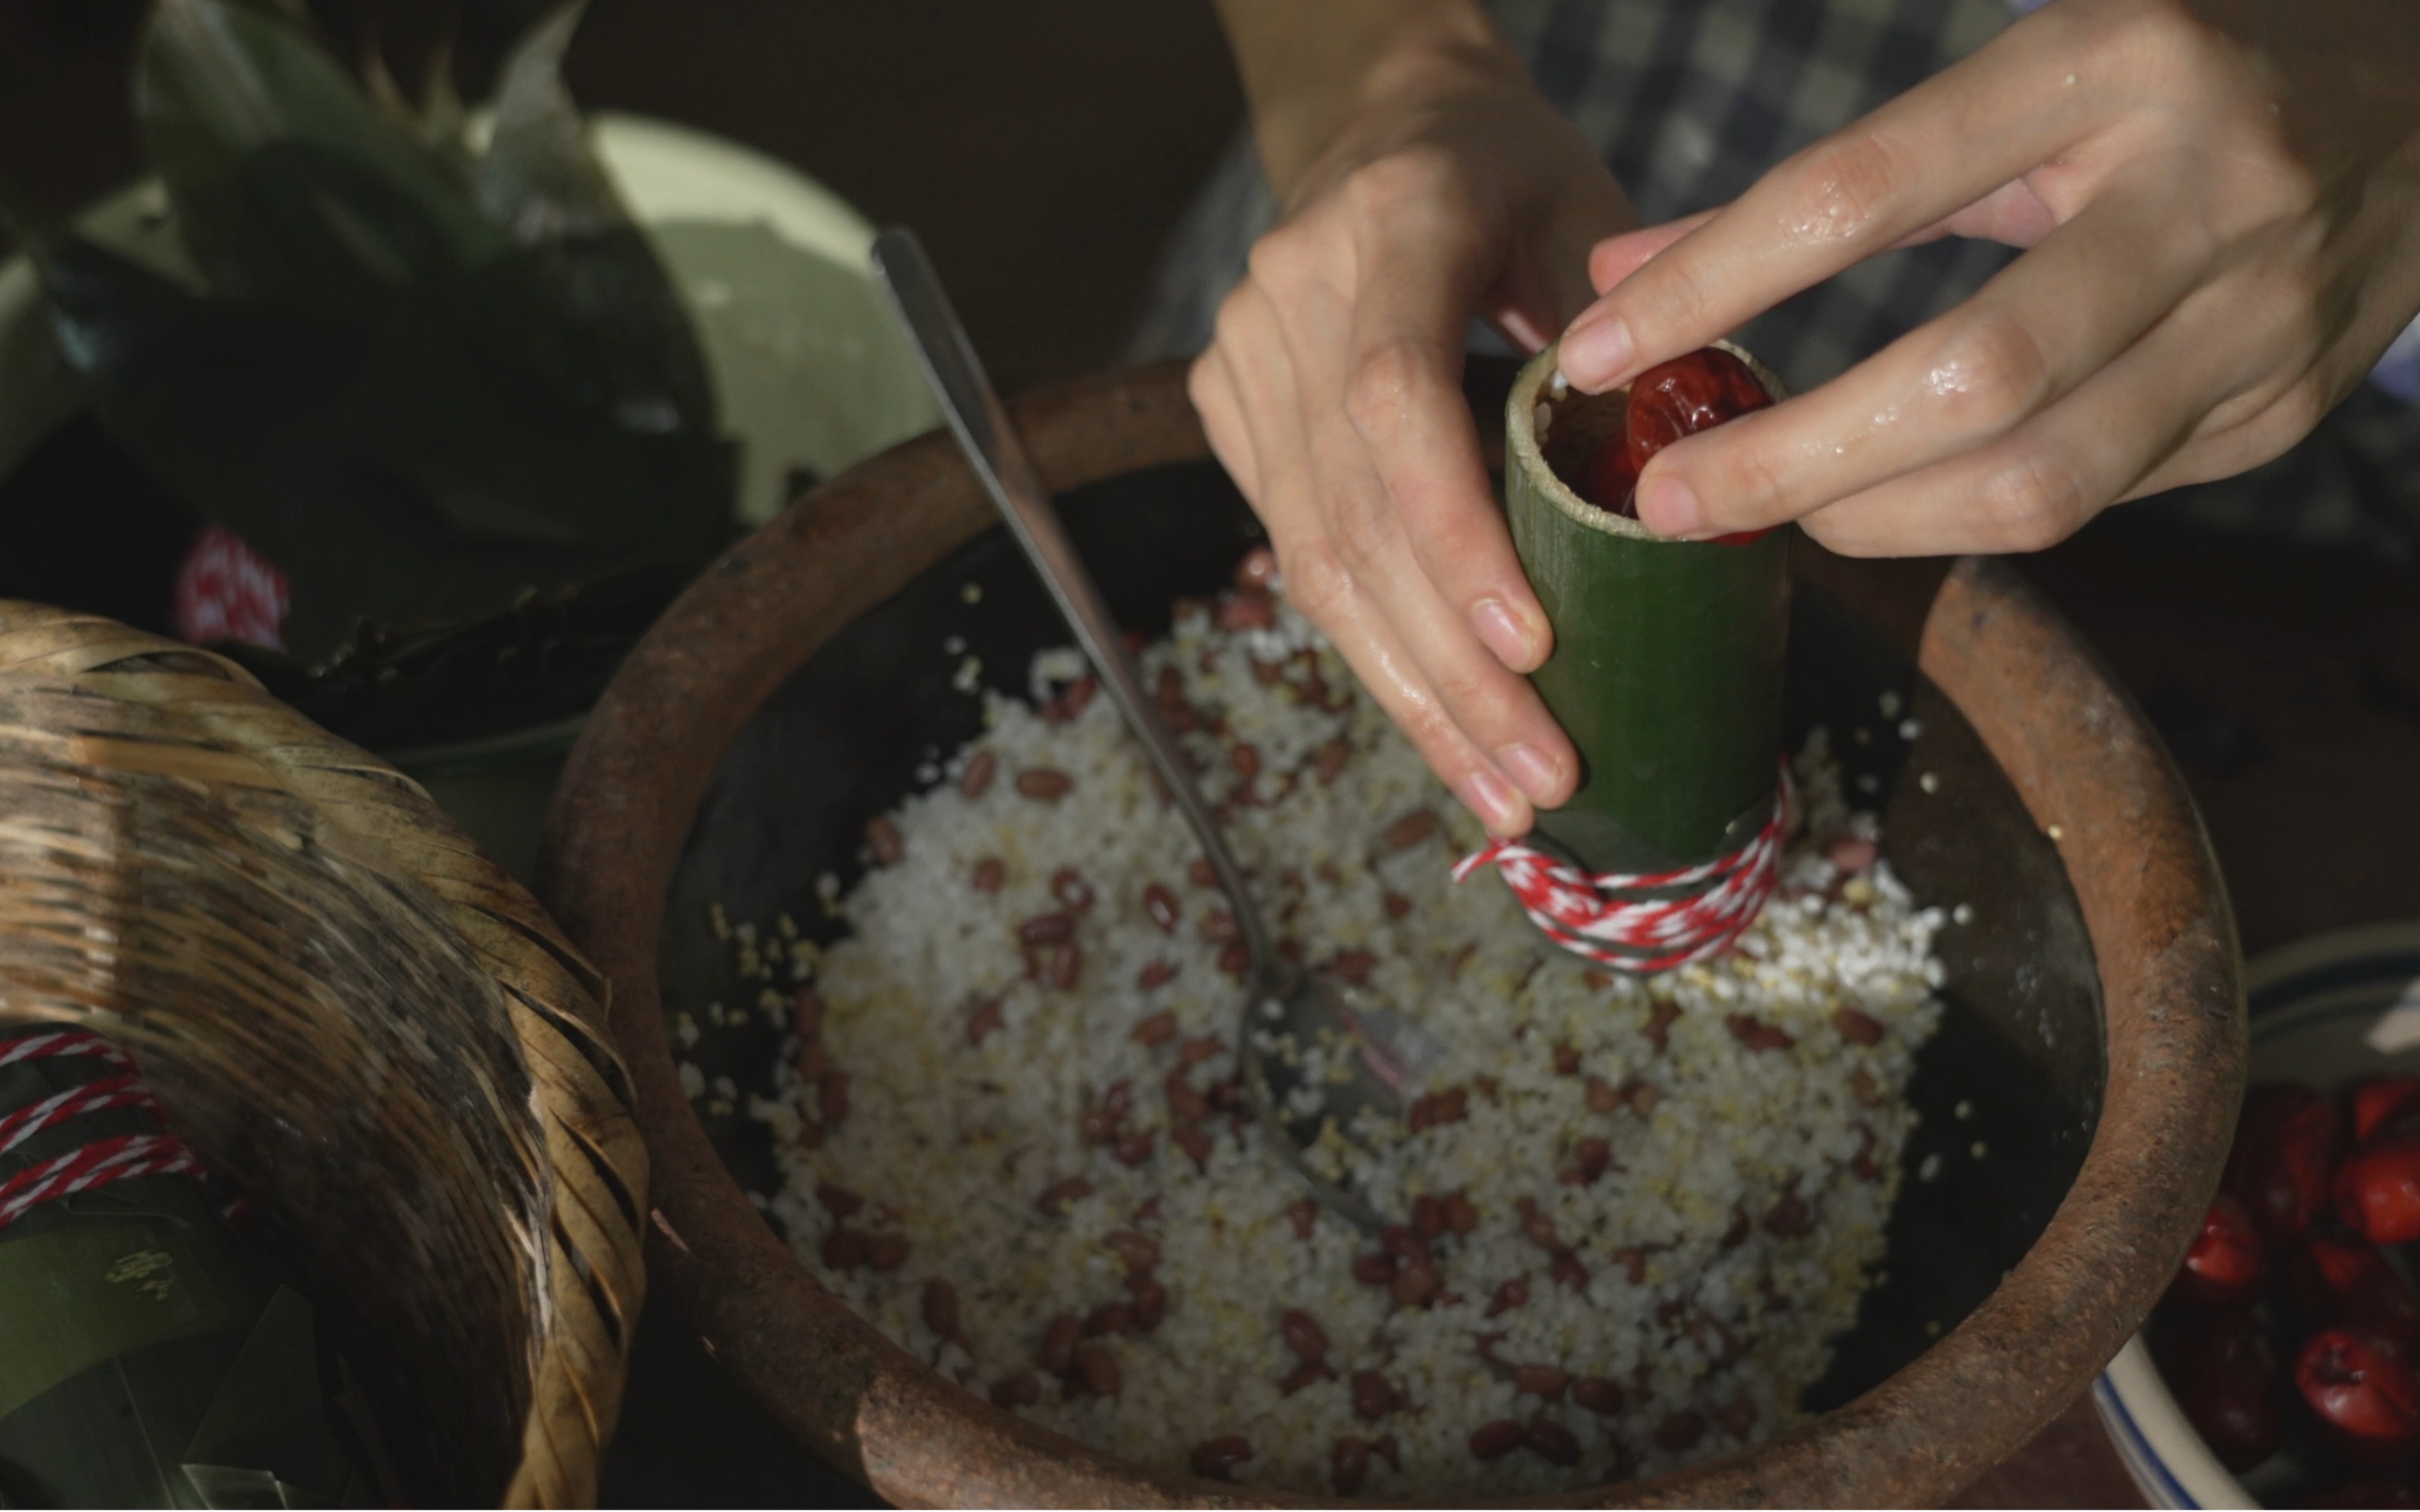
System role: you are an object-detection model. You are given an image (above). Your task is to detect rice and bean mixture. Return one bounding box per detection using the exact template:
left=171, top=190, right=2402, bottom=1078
left=741, top=573, right=1948, bottom=1496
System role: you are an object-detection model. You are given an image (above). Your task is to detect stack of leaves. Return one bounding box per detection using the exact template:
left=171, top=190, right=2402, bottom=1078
left=11, top=0, right=735, bottom=664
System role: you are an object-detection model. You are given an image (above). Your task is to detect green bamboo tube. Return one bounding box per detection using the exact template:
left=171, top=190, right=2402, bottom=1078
left=1505, top=341, right=1790, bottom=876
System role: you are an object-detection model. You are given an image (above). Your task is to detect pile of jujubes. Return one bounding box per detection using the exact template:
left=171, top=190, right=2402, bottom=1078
left=2159, top=1078, right=2420, bottom=1501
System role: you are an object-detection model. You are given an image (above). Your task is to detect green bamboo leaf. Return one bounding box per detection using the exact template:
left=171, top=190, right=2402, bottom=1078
left=135, top=0, right=501, bottom=315
left=471, top=1, right=718, bottom=436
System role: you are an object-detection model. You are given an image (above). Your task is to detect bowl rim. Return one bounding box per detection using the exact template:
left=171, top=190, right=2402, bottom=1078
left=538, top=361, right=2246, bottom=1507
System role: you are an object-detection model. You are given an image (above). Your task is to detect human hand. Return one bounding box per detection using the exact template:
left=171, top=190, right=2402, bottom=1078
left=1189, top=16, right=1634, bottom=836
left=1556, top=0, right=2420, bottom=555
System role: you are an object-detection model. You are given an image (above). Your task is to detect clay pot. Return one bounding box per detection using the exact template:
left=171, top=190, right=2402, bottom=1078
left=539, top=362, right=2244, bottom=1505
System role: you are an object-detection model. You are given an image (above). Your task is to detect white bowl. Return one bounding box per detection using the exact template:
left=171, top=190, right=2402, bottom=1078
left=2095, top=924, right=2420, bottom=1509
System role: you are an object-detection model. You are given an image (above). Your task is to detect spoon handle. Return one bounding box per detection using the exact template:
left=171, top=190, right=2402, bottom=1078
left=873, top=228, right=1275, bottom=966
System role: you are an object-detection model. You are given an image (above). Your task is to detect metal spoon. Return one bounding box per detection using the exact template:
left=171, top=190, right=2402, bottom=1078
left=873, top=227, right=1413, bottom=1229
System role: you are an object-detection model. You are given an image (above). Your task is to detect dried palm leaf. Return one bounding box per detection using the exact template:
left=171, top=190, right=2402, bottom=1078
left=0, top=602, right=645, bottom=1507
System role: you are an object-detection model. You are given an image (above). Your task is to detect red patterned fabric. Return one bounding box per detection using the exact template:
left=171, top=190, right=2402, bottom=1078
left=1452, top=771, right=1791, bottom=974
left=173, top=525, right=290, bottom=650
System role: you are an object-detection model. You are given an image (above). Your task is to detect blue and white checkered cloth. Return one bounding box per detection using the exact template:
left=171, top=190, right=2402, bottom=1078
left=1134, top=0, right=2420, bottom=560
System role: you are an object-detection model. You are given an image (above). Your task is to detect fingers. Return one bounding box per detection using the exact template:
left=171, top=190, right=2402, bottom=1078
left=1626, top=167, right=2213, bottom=539
left=1558, top=4, right=2114, bottom=393
left=1585, top=212, right=1714, bottom=295
left=1336, top=171, right=1555, bottom=676
left=1788, top=303, right=2222, bottom=557
left=1205, top=276, right=1573, bottom=835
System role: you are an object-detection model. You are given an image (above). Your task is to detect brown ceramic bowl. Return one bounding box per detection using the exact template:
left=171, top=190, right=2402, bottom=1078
left=539, top=361, right=2245, bottom=1506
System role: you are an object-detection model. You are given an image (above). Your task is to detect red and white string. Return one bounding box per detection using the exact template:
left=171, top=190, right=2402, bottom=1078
left=1452, top=769, right=1792, bottom=974
left=0, top=1028, right=202, bottom=1232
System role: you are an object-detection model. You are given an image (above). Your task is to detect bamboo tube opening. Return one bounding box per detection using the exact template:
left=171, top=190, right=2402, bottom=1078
left=1512, top=340, right=1787, bottom=542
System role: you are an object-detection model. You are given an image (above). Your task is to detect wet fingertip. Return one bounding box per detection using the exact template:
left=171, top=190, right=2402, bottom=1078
left=1635, top=473, right=1705, bottom=540
left=1468, top=597, right=1545, bottom=672
left=1456, top=766, right=1529, bottom=838
left=1555, top=315, right=1633, bottom=392
left=1493, top=742, right=1570, bottom=809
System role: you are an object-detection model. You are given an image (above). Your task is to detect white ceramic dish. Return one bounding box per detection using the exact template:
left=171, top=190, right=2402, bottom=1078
left=2095, top=923, right=2420, bottom=1509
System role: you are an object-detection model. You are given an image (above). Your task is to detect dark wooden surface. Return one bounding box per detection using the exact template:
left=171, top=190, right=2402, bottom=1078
left=9, top=2, right=2418, bottom=1504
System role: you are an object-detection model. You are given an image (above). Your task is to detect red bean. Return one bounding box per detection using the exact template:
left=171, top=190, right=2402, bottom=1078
left=1525, top=1417, right=1581, bottom=1465
left=1052, top=867, right=1095, bottom=913
left=922, top=1278, right=960, bottom=1338
left=1286, top=1197, right=1317, bottom=1241
left=1380, top=1224, right=1432, bottom=1265
left=1329, top=1436, right=1370, bottom=1494
left=865, top=816, right=904, bottom=865
left=972, top=857, right=1006, bottom=893
left=1517, top=1200, right=1559, bottom=1252
left=1084, top=1301, right=1134, bottom=1337
left=1127, top=1010, right=1177, bottom=1048
left=966, top=997, right=1004, bottom=1046
left=1351, top=1370, right=1396, bottom=1421
left=1352, top=1252, right=1398, bottom=1287
left=1014, top=768, right=1072, bottom=800
left=1573, top=1136, right=1612, bottom=1185
left=1037, top=1313, right=1081, bottom=1373
left=1191, top=1435, right=1254, bottom=1480
left=1102, top=1229, right=1161, bottom=1275
left=958, top=749, right=996, bottom=798
left=1390, top=1262, right=1441, bottom=1307
left=1833, top=1006, right=1886, bottom=1044
left=820, top=1070, right=850, bottom=1126
left=1199, top=909, right=1241, bottom=944
left=1019, top=913, right=1074, bottom=946
left=1765, top=1193, right=1813, bottom=1238
left=1443, top=1191, right=1478, bottom=1236
left=1716, top=1399, right=1758, bottom=1439
left=1572, top=1375, right=1624, bottom=1416
left=1142, top=882, right=1182, bottom=933
left=1656, top=1410, right=1708, bottom=1452
left=1551, top=1042, right=1581, bottom=1076
left=989, top=1371, right=1040, bottom=1409
left=1231, top=742, right=1262, bottom=781
left=1380, top=809, right=1440, bottom=853
left=1410, top=1194, right=1445, bottom=1239
left=1188, top=858, right=1219, bottom=887
left=1514, top=1363, right=1570, bottom=1401
left=865, top=1234, right=910, bottom=1271
left=1049, top=942, right=1083, bottom=990
left=1218, top=590, right=1276, bottom=630
left=1217, top=942, right=1250, bottom=976
left=1629, top=1081, right=1663, bottom=1116
left=820, top=1231, right=864, bottom=1270
left=1468, top=1420, right=1524, bottom=1460
left=815, top=1182, right=863, bottom=1220
left=1728, top=1015, right=1796, bottom=1052
left=1383, top=891, right=1412, bottom=919
left=1584, top=1075, right=1620, bottom=1114
left=1647, top=1001, right=1681, bottom=1051
left=1179, top=1034, right=1222, bottom=1065
left=1113, top=1129, right=1154, bottom=1166
left=1314, top=739, right=1351, bottom=785
left=1137, top=959, right=1179, bottom=990
left=1129, top=1277, right=1170, bottom=1332
left=1280, top=1308, right=1329, bottom=1362
left=1310, top=950, right=1370, bottom=991
left=1164, top=1073, right=1211, bottom=1123
left=1173, top=1124, right=1212, bottom=1169
left=1035, top=1178, right=1092, bottom=1216
left=1076, top=1341, right=1121, bottom=1397
left=1487, top=1278, right=1529, bottom=1318
left=1409, top=1086, right=1468, bottom=1132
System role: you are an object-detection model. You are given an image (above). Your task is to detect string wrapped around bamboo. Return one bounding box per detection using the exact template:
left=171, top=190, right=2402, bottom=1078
left=0, top=603, right=646, bottom=1507
left=1501, top=342, right=1790, bottom=928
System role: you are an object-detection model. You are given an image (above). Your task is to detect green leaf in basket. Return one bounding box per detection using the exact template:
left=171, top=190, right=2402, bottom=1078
left=134, top=0, right=499, bottom=316
left=34, top=231, right=734, bottom=661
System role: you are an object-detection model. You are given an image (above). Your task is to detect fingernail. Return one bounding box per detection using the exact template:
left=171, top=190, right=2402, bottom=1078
left=1458, top=766, right=1527, bottom=836
left=1558, top=316, right=1633, bottom=389
left=1495, top=742, right=1565, bottom=806
left=1636, top=472, right=1704, bottom=538
left=1469, top=598, right=1540, bottom=670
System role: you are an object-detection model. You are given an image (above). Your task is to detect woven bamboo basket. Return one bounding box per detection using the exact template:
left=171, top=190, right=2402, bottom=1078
left=0, top=602, right=648, bottom=1506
